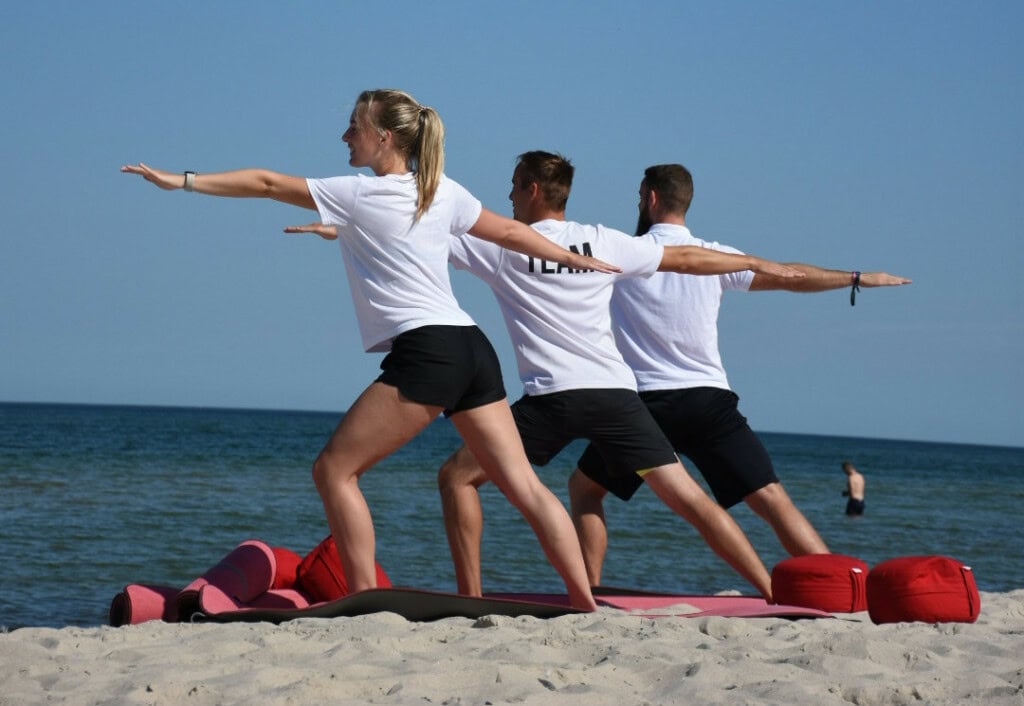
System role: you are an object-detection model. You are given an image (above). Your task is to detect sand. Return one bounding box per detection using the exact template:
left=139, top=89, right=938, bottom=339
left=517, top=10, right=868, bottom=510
left=1, top=590, right=1022, bottom=705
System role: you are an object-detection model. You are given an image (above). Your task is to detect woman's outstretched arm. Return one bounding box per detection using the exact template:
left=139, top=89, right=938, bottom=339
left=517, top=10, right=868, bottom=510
left=468, top=208, right=621, bottom=274
left=121, top=163, right=317, bottom=210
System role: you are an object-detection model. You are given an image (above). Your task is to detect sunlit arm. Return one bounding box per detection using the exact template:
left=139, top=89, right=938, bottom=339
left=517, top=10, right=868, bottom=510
left=749, top=263, right=911, bottom=291
left=283, top=223, right=338, bottom=240
left=660, top=245, right=805, bottom=279
left=120, top=163, right=316, bottom=210
left=468, top=208, right=621, bottom=274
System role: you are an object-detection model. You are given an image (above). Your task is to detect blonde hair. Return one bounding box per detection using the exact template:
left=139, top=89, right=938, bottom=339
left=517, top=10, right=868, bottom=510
left=357, top=89, right=444, bottom=220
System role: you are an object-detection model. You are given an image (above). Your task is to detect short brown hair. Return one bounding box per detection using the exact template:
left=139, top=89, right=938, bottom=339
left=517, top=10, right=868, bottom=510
left=516, top=151, right=574, bottom=211
left=643, top=164, right=693, bottom=216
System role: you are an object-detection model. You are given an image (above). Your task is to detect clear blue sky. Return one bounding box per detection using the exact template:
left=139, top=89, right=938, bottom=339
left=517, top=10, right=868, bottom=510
left=2, top=2, right=1021, bottom=448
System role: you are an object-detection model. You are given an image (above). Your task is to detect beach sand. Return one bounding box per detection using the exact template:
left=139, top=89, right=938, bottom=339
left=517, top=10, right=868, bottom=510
left=1, top=590, right=1022, bottom=705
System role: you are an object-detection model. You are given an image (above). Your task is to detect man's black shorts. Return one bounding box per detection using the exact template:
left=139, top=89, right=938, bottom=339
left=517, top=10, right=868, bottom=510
left=376, top=325, right=506, bottom=416
left=845, top=497, right=865, bottom=516
left=511, top=388, right=677, bottom=478
left=577, top=387, right=778, bottom=506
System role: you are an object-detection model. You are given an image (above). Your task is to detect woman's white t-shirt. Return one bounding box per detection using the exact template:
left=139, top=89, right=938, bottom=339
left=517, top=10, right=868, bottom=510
left=307, top=173, right=481, bottom=352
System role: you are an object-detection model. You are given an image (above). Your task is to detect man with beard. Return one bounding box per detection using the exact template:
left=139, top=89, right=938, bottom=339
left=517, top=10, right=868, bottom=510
left=568, top=163, right=910, bottom=585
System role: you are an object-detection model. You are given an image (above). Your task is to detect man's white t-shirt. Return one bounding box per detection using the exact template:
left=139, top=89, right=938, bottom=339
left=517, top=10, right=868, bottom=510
left=307, top=173, right=481, bottom=352
left=611, top=223, right=753, bottom=392
left=449, top=219, right=663, bottom=396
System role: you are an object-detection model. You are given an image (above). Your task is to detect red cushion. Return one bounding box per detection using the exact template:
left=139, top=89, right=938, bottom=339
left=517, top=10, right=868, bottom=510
left=771, top=553, right=868, bottom=612
left=867, top=555, right=980, bottom=624
left=296, top=535, right=392, bottom=603
left=271, top=546, right=303, bottom=590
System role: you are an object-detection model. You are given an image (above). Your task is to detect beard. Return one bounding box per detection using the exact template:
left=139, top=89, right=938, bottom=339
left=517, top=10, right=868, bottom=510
left=634, top=206, right=653, bottom=237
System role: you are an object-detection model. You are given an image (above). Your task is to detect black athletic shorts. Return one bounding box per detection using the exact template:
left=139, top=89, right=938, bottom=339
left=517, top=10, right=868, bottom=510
left=577, top=387, right=778, bottom=506
left=376, top=325, right=506, bottom=417
left=845, top=497, right=865, bottom=516
left=511, top=389, right=677, bottom=478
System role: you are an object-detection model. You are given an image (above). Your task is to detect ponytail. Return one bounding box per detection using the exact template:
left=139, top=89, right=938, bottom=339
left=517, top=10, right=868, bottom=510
left=414, top=106, right=444, bottom=220
left=358, top=89, right=445, bottom=221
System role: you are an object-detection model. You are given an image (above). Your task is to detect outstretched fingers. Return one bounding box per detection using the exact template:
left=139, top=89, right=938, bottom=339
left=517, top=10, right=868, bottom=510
left=284, top=222, right=338, bottom=240
left=864, top=272, right=912, bottom=287
left=576, top=254, right=622, bottom=274
left=120, top=163, right=180, bottom=190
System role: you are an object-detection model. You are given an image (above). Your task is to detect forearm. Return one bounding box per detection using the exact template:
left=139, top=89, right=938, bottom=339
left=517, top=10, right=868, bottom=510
left=467, top=208, right=617, bottom=272
left=496, top=219, right=584, bottom=265
left=749, top=263, right=851, bottom=291
left=189, top=169, right=280, bottom=197
left=749, top=264, right=911, bottom=291
left=189, top=169, right=316, bottom=209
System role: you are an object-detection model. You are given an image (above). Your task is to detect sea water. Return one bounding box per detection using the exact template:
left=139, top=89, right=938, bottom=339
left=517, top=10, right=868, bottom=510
left=1, top=402, right=1022, bottom=629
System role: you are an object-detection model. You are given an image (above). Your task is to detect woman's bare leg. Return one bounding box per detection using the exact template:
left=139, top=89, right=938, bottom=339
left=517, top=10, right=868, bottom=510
left=313, top=382, right=441, bottom=593
left=449, top=400, right=598, bottom=611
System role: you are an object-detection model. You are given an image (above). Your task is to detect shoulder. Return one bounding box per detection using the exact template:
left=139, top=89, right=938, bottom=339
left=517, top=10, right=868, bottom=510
left=307, top=174, right=358, bottom=192
left=306, top=175, right=364, bottom=220
left=437, top=174, right=481, bottom=212
left=438, top=174, right=474, bottom=197
left=309, top=173, right=400, bottom=200
left=534, top=218, right=574, bottom=233
left=579, top=222, right=640, bottom=246
left=647, top=224, right=743, bottom=254
left=594, top=223, right=633, bottom=239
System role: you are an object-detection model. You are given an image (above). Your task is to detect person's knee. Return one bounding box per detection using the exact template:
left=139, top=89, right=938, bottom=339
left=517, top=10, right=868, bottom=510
left=437, top=445, right=488, bottom=494
left=312, top=448, right=352, bottom=496
left=744, top=482, right=788, bottom=517
left=568, top=469, right=607, bottom=512
left=643, top=461, right=700, bottom=495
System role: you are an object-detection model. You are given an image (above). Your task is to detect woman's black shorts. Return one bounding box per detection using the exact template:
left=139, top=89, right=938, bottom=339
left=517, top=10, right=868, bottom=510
left=376, top=325, right=506, bottom=416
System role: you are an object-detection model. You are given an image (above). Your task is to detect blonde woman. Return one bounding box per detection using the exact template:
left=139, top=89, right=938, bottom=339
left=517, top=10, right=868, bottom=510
left=122, top=89, right=613, bottom=610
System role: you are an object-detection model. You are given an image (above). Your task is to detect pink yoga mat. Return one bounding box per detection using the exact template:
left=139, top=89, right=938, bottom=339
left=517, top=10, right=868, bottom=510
left=191, top=586, right=834, bottom=624
left=174, top=539, right=277, bottom=622
left=592, top=593, right=833, bottom=618
left=109, top=584, right=180, bottom=626
left=198, top=585, right=312, bottom=615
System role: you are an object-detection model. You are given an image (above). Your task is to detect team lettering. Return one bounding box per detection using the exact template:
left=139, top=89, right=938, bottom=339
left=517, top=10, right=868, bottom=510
left=527, top=242, right=594, bottom=273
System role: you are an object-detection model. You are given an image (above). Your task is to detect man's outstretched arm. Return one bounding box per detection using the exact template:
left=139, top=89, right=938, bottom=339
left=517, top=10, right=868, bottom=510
left=749, top=264, right=911, bottom=292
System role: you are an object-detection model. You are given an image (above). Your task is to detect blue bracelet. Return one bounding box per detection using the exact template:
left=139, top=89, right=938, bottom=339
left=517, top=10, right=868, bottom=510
left=850, top=271, right=861, bottom=306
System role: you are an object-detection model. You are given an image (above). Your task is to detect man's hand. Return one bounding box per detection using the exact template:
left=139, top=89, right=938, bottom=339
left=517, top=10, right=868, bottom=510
left=859, top=272, right=912, bottom=287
